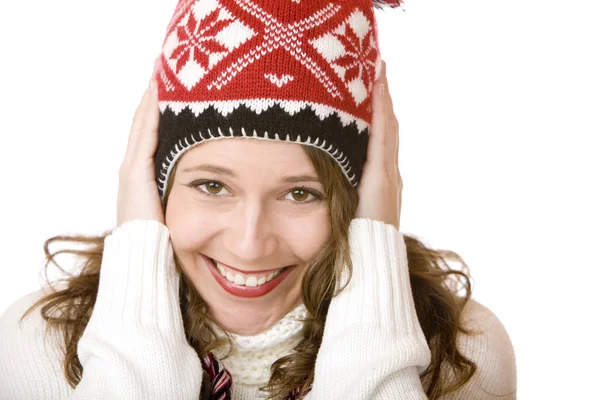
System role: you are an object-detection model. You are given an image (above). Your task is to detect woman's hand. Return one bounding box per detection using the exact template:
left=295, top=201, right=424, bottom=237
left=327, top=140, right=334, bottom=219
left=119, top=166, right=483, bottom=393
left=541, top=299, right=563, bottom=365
left=116, top=58, right=165, bottom=227
left=355, top=61, right=403, bottom=231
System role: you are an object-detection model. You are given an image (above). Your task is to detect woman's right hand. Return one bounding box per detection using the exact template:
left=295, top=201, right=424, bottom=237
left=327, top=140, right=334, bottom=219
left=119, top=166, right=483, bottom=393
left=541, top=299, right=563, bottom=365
left=117, top=58, right=165, bottom=228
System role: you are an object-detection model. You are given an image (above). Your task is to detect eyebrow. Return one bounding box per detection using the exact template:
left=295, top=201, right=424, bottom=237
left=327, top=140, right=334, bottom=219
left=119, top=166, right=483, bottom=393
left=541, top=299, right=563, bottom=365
left=182, top=164, right=322, bottom=184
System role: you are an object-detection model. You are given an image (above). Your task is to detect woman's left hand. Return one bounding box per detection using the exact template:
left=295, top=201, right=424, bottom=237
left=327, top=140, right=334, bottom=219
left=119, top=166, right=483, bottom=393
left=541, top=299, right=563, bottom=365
left=355, top=61, right=403, bottom=231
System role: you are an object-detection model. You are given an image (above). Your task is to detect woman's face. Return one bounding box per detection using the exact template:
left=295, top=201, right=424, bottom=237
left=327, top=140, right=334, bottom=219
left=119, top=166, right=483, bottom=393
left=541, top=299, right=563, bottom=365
left=166, top=138, right=331, bottom=336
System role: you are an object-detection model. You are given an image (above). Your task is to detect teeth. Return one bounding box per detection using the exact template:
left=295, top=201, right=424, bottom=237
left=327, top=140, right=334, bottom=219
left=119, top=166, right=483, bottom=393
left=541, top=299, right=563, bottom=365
left=211, top=258, right=285, bottom=287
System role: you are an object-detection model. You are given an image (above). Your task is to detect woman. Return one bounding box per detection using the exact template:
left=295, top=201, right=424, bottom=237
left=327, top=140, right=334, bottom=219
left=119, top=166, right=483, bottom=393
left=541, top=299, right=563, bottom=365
left=0, top=0, right=516, bottom=398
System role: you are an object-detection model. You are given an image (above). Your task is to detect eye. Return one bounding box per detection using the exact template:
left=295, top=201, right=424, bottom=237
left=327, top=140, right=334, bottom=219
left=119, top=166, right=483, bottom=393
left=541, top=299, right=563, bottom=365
left=189, top=180, right=324, bottom=203
left=284, top=187, right=319, bottom=203
left=194, top=180, right=230, bottom=197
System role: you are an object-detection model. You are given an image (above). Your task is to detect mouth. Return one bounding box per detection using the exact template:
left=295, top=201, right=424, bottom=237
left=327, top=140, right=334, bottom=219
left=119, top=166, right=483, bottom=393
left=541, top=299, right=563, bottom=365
left=208, top=256, right=292, bottom=283
left=212, top=257, right=289, bottom=274
left=201, top=254, right=295, bottom=298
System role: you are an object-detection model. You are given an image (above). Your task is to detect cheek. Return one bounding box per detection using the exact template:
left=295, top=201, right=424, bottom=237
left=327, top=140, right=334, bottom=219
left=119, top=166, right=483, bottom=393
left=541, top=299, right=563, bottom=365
left=279, top=211, right=331, bottom=261
left=165, top=193, right=217, bottom=252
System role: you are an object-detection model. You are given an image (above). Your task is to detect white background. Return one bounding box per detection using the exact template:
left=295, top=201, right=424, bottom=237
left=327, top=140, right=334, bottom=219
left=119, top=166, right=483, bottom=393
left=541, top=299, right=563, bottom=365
left=0, top=0, right=598, bottom=397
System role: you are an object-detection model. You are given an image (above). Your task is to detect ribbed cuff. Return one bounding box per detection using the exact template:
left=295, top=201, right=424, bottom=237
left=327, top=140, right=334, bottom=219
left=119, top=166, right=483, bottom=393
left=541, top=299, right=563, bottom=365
left=327, top=217, right=427, bottom=342
left=312, top=218, right=431, bottom=396
left=86, top=219, right=182, bottom=335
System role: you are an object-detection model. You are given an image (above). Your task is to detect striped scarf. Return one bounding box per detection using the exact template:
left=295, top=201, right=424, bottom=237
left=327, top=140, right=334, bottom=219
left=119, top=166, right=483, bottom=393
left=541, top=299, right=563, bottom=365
left=200, top=351, right=311, bottom=399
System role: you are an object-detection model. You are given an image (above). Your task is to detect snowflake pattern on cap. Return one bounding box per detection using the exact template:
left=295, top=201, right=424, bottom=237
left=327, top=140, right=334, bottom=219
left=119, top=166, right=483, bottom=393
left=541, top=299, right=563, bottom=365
left=309, top=9, right=378, bottom=105
left=163, top=0, right=257, bottom=90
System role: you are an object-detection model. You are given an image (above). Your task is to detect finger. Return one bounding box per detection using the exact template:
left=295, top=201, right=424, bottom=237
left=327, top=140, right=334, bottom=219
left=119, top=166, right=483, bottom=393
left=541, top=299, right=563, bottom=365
left=382, top=69, right=399, bottom=171
left=387, top=113, right=399, bottom=171
left=377, top=63, right=399, bottom=174
left=153, top=56, right=162, bottom=76
left=130, top=58, right=160, bottom=136
left=123, top=83, right=153, bottom=163
left=394, top=116, right=399, bottom=170
left=143, top=59, right=161, bottom=144
left=136, top=59, right=162, bottom=161
left=123, top=62, right=160, bottom=164
left=131, top=80, right=153, bottom=135
left=366, top=61, right=388, bottom=169
left=139, top=77, right=160, bottom=158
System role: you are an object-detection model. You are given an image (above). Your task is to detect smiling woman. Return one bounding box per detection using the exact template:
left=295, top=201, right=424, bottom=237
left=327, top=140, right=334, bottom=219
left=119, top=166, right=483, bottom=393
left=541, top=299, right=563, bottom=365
left=0, top=138, right=515, bottom=399
left=0, top=0, right=517, bottom=399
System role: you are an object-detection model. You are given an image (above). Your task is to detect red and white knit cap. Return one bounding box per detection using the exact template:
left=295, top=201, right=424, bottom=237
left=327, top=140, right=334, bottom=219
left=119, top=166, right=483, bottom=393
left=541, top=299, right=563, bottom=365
left=153, top=0, right=404, bottom=201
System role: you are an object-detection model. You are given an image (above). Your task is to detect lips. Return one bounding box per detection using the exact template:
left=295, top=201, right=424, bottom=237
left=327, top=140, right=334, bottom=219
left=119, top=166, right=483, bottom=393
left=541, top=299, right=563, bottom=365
left=201, top=254, right=295, bottom=298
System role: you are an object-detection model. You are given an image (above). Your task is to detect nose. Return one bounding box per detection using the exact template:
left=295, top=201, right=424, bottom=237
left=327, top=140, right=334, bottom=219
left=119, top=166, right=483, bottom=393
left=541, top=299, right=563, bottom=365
left=223, top=197, right=278, bottom=263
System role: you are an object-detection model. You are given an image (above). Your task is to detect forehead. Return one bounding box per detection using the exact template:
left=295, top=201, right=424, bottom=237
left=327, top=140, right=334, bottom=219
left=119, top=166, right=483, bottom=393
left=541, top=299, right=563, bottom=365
left=177, top=138, right=315, bottom=173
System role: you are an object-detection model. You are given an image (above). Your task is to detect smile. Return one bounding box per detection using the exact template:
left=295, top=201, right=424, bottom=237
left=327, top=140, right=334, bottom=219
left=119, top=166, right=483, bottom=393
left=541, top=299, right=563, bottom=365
left=200, top=254, right=295, bottom=298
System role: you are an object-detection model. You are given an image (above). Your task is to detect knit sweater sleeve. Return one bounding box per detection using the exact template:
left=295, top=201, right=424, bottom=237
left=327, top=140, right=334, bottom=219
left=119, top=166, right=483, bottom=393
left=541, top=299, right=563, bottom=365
left=0, top=219, right=202, bottom=400
left=309, top=218, right=431, bottom=399
left=73, top=219, right=202, bottom=399
left=65, top=220, right=202, bottom=400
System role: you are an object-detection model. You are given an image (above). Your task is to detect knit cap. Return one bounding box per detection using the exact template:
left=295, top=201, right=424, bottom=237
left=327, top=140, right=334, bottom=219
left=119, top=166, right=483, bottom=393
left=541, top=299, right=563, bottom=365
left=152, top=0, right=403, bottom=203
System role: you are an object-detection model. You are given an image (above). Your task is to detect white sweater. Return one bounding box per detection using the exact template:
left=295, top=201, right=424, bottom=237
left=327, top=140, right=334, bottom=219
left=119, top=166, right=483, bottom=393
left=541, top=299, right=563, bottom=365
left=0, top=218, right=517, bottom=399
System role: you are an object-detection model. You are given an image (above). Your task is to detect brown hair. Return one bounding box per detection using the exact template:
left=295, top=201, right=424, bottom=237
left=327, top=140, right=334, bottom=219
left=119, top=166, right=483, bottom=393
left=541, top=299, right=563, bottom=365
left=20, top=144, right=479, bottom=399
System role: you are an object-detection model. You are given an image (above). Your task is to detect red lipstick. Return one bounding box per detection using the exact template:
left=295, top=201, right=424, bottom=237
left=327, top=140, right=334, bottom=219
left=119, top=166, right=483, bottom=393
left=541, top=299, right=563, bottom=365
left=201, top=254, right=295, bottom=298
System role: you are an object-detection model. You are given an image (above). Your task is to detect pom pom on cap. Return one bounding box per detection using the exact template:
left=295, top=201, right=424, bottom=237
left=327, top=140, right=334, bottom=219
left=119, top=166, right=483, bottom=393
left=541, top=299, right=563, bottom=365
left=372, top=0, right=405, bottom=9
